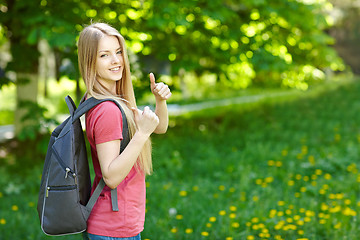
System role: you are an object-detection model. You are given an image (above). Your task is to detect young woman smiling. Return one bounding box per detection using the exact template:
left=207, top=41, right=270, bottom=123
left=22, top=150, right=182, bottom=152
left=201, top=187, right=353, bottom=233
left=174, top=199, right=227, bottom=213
left=77, top=22, right=171, bottom=240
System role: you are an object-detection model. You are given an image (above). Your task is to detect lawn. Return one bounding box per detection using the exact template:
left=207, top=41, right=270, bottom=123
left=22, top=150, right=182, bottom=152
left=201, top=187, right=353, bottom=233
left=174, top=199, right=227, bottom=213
left=1, top=78, right=360, bottom=240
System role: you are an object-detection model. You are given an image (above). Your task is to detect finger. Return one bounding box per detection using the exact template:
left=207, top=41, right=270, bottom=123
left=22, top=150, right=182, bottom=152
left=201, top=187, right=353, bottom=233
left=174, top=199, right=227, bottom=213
left=131, top=107, right=140, bottom=122
left=157, top=86, right=168, bottom=96
left=150, top=73, right=156, bottom=89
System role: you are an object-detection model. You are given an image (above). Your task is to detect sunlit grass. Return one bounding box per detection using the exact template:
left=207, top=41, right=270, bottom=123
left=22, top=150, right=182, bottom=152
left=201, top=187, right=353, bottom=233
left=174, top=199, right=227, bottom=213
left=0, top=77, right=360, bottom=239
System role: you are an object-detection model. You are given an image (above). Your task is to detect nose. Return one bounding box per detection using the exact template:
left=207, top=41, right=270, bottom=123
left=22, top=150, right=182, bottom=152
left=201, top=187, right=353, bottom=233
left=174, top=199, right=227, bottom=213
left=111, top=54, right=120, bottom=64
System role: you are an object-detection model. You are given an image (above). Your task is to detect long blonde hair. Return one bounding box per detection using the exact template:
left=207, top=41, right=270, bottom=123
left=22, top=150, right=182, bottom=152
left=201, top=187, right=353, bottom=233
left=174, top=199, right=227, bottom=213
left=78, top=22, right=152, bottom=175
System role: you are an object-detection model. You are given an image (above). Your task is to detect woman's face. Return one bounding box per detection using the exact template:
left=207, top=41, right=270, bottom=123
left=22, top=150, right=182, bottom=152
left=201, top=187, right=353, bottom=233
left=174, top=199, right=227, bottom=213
left=95, top=35, right=124, bottom=93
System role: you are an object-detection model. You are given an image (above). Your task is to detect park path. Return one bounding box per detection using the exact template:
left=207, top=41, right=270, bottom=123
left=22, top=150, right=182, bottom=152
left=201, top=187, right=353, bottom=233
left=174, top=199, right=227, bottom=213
left=0, top=90, right=297, bottom=143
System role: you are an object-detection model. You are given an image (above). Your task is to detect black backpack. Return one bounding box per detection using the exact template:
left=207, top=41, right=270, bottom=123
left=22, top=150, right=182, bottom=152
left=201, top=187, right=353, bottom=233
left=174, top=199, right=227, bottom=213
left=37, top=95, right=129, bottom=236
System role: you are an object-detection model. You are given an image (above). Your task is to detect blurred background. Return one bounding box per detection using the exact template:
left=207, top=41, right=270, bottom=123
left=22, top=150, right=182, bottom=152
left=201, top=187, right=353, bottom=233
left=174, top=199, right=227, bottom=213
left=1, top=0, right=360, bottom=239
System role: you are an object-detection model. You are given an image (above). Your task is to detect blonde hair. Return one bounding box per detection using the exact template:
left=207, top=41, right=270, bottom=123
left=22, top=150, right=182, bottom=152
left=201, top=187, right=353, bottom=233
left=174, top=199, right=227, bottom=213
left=78, top=22, right=152, bottom=175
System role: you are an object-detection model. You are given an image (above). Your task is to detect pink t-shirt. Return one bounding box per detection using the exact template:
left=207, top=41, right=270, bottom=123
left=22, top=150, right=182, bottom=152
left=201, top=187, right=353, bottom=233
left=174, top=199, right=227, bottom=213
left=85, top=101, right=145, bottom=238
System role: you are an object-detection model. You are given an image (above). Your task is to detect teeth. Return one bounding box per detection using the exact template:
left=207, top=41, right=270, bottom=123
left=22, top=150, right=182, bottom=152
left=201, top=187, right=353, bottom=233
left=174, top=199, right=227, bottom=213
left=110, top=67, right=120, bottom=71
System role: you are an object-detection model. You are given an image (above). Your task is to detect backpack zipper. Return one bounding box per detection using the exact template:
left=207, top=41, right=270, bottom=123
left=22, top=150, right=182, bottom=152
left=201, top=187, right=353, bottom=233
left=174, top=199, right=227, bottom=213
left=52, top=149, right=76, bottom=180
left=46, top=185, right=77, bottom=198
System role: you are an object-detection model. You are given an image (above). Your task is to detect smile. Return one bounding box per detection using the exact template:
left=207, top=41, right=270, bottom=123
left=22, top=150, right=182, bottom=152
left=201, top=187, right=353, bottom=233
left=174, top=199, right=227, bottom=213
left=110, top=67, right=121, bottom=71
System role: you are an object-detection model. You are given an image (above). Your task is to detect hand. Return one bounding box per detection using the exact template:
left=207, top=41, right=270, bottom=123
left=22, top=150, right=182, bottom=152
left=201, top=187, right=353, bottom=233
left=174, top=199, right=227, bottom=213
left=150, top=72, right=172, bottom=101
left=131, top=106, right=159, bottom=136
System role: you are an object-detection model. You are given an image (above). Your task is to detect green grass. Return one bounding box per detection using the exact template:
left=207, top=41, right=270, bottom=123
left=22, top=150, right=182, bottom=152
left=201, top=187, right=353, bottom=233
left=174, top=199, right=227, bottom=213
left=1, top=78, right=360, bottom=239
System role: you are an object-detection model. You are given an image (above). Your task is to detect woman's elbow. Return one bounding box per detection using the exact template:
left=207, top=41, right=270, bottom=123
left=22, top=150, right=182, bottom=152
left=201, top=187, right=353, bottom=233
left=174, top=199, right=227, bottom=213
left=154, top=127, right=167, bottom=134
left=103, top=176, right=120, bottom=189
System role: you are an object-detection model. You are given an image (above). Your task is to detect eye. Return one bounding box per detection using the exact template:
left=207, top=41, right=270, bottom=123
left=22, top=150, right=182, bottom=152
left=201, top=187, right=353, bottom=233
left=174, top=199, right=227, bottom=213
left=117, top=50, right=122, bottom=55
left=100, top=54, right=108, bottom=58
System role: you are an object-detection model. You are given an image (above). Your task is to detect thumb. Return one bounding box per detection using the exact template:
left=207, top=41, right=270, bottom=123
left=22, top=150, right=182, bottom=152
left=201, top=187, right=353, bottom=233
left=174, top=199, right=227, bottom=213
left=131, top=107, right=140, bottom=121
left=149, top=72, right=156, bottom=89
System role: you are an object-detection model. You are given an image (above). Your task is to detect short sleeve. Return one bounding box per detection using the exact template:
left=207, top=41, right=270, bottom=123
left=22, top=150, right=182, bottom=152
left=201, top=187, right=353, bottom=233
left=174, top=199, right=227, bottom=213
left=87, top=101, right=123, bottom=145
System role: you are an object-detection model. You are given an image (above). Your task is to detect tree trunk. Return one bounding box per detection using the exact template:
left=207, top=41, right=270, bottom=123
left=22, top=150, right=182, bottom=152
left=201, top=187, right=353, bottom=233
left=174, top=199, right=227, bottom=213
left=14, top=73, right=38, bottom=135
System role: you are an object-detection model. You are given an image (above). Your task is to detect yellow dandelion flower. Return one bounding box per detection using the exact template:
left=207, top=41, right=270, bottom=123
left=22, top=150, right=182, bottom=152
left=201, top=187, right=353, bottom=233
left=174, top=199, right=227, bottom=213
left=229, top=187, right=236, bottom=193
left=276, top=161, right=283, bottom=167
left=324, top=173, right=332, bottom=180
left=229, top=206, right=237, bottom=211
left=295, top=192, right=301, bottom=198
left=298, top=230, right=304, bottom=235
left=269, top=209, right=277, bottom=218
left=206, top=223, right=212, bottom=228
left=288, top=180, right=295, bottom=186
left=319, top=219, right=326, bottom=224
left=255, top=179, right=262, bottom=185
left=226, top=237, right=233, bottom=240
left=192, top=186, right=199, bottom=191
left=232, top=222, right=240, bottom=228
left=334, top=134, right=341, bottom=142
left=277, top=211, right=284, bottom=217
left=176, top=214, right=183, bottom=220
left=304, top=217, right=311, bottom=222
left=278, top=201, right=285, bottom=206
left=295, top=174, right=302, bottom=180
left=345, top=199, right=352, bottom=205
left=170, top=227, right=178, bottom=233
left=319, top=189, right=326, bottom=195
left=336, top=193, right=344, bottom=200
left=251, top=217, right=259, bottom=223
left=293, top=215, right=301, bottom=221
left=218, top=185, right=225, bottom=191
left=201, top=231, right=209, bottom=237
left=300, top=187, right=307, bottom=192
left=12, top=205, right=18, bottom=211
left=297, top=220, right=304, bottom=226
left=297, top=238, right=309, bottom=240
left=246, top=235, right=255, bottom=240
left=334, top=222, right=341, bottom=229
left=282, top=149, right=288, bottom=156
left=285, top=209, right=292, bottom=215
left=258, top=223, right=265, bottom=229
left=229, top=213, right=236, bottom=219
left=209, top=216, right=216, bottom=222
left=303, top=176, right=309, bottom=181
left=268, top=160, right=275, bottom=166
left=246, top=222, right=252, bottom=227
left=343, top=207, right=356, bottom=216
left=28, top=202, right=35, bottom=207
left=275, top=235, right=283, bottom=240
left=315, top=169, right=322, bottom=175
left=179, top=190, right=187, bottom=197
left=213, top=193, right=219, bottom=198
left=308, top=155, right=315, bottom=164
left=252, top=224, right=259, bottom=230
left=0, top=218, right=6, bottom=225
left=185, top=228, right=193, bottom=234
left=252, top=196, right=259, bottom=202
left=219, top=210, right=226, bottom=216
left=265, top=177, right=274, bottom=183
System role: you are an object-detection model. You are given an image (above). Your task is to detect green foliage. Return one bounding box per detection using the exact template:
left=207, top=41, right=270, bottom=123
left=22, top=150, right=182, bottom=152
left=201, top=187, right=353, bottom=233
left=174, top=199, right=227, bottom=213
left=0, top=0, right=346, bottom=95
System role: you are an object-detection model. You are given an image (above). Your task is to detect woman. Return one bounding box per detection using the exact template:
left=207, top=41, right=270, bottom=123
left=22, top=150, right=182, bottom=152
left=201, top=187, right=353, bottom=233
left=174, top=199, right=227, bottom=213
left=78, top=22, right=171, bottom=239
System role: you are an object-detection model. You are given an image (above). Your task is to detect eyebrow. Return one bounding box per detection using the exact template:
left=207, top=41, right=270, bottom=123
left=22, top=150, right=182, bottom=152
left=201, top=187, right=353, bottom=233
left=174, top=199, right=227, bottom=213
left=98, top=47, right=122, bottom=53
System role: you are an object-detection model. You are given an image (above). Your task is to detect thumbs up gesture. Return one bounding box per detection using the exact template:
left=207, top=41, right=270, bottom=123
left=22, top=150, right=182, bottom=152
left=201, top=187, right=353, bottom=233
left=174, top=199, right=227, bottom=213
left=150, top=72, right=172, bottom=101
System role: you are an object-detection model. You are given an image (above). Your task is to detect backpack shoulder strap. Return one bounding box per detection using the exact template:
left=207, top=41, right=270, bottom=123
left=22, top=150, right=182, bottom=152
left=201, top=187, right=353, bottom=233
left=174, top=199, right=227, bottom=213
left=72, top=96, right=130, bottom=212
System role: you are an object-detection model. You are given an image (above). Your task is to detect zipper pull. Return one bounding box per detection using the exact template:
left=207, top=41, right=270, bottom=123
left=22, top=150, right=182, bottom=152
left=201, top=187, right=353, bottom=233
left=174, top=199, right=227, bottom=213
left=65, top=168, right=70, bottom=178
left=46, top=187, right=50, bottom=197
left=73, top=173, right=77, bottom=185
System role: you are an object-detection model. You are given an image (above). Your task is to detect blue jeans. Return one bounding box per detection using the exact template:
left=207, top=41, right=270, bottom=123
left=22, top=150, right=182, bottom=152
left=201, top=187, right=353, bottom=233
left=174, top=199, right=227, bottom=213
left=83, top=232, right=141, bottom=240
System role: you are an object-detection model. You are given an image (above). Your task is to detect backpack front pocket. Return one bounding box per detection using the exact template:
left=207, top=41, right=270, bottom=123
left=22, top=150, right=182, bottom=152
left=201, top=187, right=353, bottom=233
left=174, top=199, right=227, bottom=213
left=42, top=185, right=87, bottom=236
